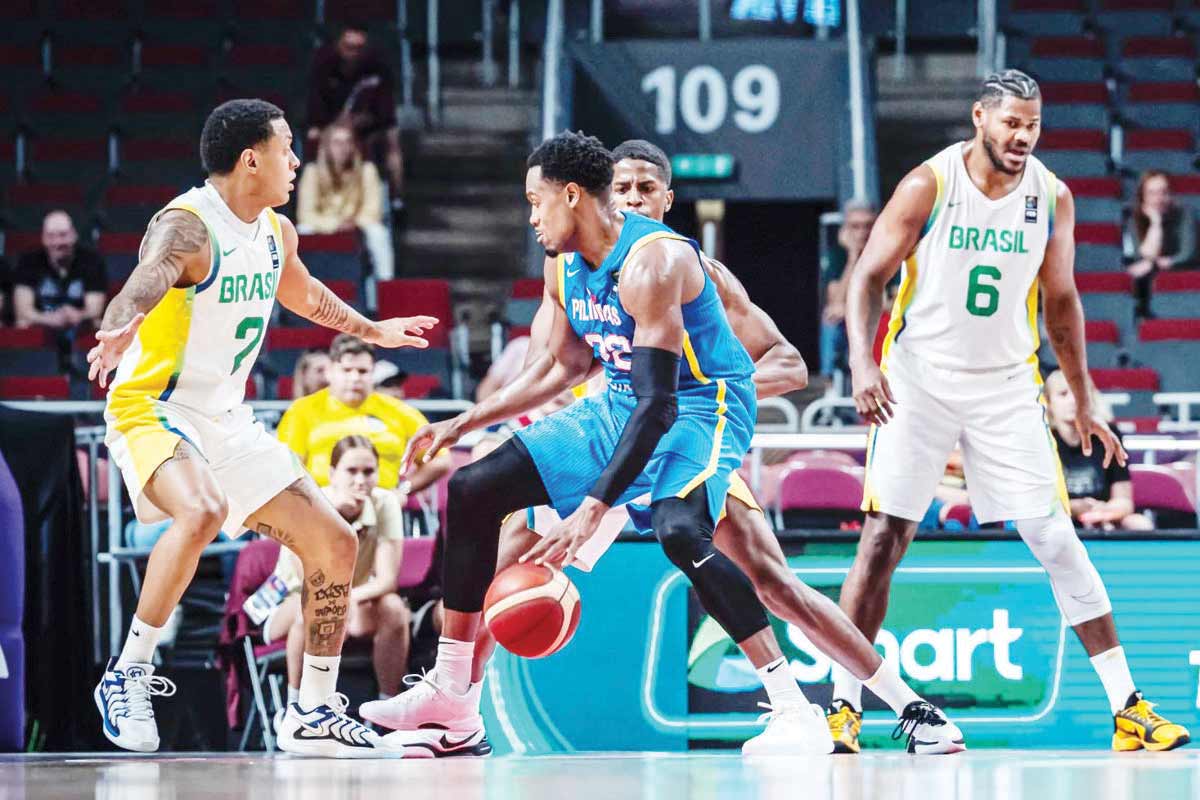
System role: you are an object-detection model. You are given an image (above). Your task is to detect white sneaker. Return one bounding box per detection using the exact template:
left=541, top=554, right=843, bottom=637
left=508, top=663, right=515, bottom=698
left=94, top=658, right=176, bottom=753
left=275, top=693, right=389, bottom=758
left=360, top=670, right=492, bottom=758
left=893, top=701, right=967, bottom=754
left=743, top=702, right=835, bottom=756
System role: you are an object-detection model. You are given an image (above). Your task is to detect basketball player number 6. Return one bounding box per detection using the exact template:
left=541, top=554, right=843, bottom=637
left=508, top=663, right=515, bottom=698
left=966, top=265, right=1002, bottom=317
left=232, top=315, right=265, bottom=373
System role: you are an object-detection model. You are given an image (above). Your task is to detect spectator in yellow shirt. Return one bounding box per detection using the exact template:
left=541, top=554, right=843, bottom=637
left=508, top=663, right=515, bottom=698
left=277, top=334, right=451, bottom=495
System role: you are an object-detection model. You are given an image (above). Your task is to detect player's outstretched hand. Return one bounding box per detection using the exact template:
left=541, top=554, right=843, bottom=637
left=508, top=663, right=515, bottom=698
left=1075, top=408, right=1127, bottom=469
left=366, top=315, right=439, bottom=349
left=401, top=418, right=462, bottom=475
left=851, top=358, right=896, bottom=426
left=520, top=498, right=607, bottom=568
left=86, top=313, right=145, bottom=389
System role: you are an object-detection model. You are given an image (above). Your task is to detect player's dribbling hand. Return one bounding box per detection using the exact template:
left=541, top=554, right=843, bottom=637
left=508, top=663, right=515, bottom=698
left=519, top=498, right=607, bottom=568
left=1074, top=407, right=1127, bottom=468
left=86, top=313, right=145, bottom=388
left=401, top=418, right=462, bottom=475
left=365, top=315, right=439, bottom=349
left=850, top=358, right=897, bottom=426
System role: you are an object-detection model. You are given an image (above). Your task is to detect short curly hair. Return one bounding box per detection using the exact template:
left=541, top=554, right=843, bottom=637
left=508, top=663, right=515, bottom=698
left=611, top=139, right=672, bottom=186
left=527, top=131, right=613, bottom=196
left=200, top=98, right=285, bottom=175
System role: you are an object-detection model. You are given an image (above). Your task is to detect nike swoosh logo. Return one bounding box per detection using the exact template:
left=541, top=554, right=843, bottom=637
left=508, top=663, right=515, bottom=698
left=566, top=268, right=581, bottom=277
left=222, top=247, right=238, bottom=256
left=692, top=553, right=716, bottom=569
left=310, top=665, right=331, bottom=672
left=132, top=630, right=140, bottom=637
left=440, top=733, right=477, bottom=749
left=766, top=661, right=785, bottom=673
left=946, top=201, right=960, bottom=208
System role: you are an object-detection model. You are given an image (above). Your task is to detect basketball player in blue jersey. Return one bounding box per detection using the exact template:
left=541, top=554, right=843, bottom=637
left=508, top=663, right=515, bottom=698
left=838, top=70, right=1189, bottom=753
left=363, top=131, right=964, bottom=757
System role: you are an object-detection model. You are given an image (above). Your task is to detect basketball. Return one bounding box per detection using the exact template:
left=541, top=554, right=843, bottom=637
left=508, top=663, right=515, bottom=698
left=483, top=563, right=581, bottom=659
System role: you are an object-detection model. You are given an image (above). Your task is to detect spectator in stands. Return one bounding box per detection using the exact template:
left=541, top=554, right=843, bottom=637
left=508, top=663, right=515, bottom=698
left=265, top=435, right=411, bottom=708
left=13, top=211, right=107, bottom=346
left=291, top=349, right=332, bottom=399
left=296, top=122, right=394, bottom=280
left=306, top=24, right=404, bottom=205
left=277, top=334, right=451, bottom=499
left=820, top=200, right=876, bottom=378
left=475, top=335, right=530, bottom=401
left=372, top=360, right=409, bottom=400
left=1125, top=171, right=1197, bottom=318
left=1045, top=370, right=1152, bottom=531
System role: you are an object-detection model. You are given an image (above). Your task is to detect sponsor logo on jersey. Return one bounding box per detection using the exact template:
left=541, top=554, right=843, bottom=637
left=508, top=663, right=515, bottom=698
left=571, top=293, right=622, bottom=326
left=948, top=225, right=1030, bottom=254
left=1024, top=195, right=1038, bottom=224
left=267, top=235, right=281, bottom=270
left=219, top=271, right=278, bottom=304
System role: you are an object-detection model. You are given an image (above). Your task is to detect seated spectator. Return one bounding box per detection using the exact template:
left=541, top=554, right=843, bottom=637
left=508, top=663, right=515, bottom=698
left=307, top=24, right=403, bottom=205
left=13, top=211, right=107, bottom=360
left=820, top=200, right=876, bottom=379
left=1125, top=171, right=1197, bottom=318
left=291, top=349, right=332, bottom=399
left=296, top=122, right=394, bottom=280
left=264, top=435, right=411, bottom=708
left=1045, top=370, right=1151, bottom=531
left=372, top=360, right=410, bottom=400
left=276, top=334, right=451, bottom=498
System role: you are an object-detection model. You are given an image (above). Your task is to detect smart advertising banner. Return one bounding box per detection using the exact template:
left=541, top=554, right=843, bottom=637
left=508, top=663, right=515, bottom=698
left=480, top=537, right=1200, bottom=753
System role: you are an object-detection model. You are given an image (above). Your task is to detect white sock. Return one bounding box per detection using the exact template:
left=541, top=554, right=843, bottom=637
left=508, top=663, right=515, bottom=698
left=1090, top=646, right=1136, bottom=714
left=298, top=654, right=341, bottom=710
left=757, top=656, right=807, bottom=710
left=436, top=637, right=474, bottom=695
left=863, top=660, right=921, bottom=716
left=287, top=685, right=300, bottom=706
left=116, top=615, right=164, bottom=669
left=377, top=691, right=390, bottom=701
left=831, top=662, right=863, bottom=711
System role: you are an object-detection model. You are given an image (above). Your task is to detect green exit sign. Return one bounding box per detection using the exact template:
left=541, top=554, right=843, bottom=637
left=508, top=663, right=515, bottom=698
left=671, top=153, right=736, bottom=180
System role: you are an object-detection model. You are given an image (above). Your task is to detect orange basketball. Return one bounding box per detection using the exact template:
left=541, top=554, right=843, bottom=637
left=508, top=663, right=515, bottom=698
left=483, top=563, right=581, bottom=658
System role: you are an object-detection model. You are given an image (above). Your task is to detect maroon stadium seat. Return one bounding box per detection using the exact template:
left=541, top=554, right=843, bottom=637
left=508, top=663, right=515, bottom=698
left=0, top=376, right=70, bottom=400
left=376, top=280, right=452, bottom=349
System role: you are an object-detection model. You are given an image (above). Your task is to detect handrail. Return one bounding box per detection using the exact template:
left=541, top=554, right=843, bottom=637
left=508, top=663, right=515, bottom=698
left=698, top=0, right=711, bottom=41
left=481, top=0, right=498, bottom=87
left=398, top=0, right=416, bottom=112
left=976, top=0, right=998, bottom=77
left=845, top=0, right=868, bottom=202
left=427, top=0, right=440, bottom=125
left=542, top=0, right=564, bottom=141
left=508, top=0, right=521, bottom=89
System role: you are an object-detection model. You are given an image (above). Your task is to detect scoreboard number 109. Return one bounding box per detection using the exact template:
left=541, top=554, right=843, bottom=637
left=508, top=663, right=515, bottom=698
left=640, top=64, right=781, bottom=136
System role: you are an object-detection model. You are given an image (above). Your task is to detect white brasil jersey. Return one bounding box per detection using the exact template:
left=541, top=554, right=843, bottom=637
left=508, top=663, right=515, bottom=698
left=880, top=141, right=1060, bottom=372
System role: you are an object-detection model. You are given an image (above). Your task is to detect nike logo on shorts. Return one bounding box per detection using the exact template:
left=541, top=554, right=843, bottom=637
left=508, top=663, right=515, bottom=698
left=310, top=665, right=331, bottom=672
left=692, top=553, right=716, bottom=569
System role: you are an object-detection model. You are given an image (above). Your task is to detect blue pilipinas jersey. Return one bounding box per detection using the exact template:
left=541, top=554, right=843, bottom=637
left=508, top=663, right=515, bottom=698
left=553, top=212, right=756, bottom=396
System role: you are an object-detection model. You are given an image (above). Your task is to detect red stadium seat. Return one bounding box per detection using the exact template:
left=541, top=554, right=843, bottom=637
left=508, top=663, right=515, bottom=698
left=401, top=374, right=441, bottom=400
left=30, top=90, right=102, bottom=114
left=1075, top=272, right=1131, bottom=292
left=1084, top=320, right=1120, bottom=343
left=324, top=280, right=358, bottom=304
left=1153, top=271, right=1200, bottom=292
left=1125, top=130, right=1194, bottom=152
left=1128, top=83, right=1199, bottom=104
left=275, top=375, right=294, bottom=399
left=0, top=376, right=70, bottom=400
left=58, top=0, right=128, bottom=19
left=0, top=328, right=50, bottom=349
left=1090, top=368, right=1160, bottom=390
left=120, top=90, right=193, bottom=114
left=98, top=232, right=144, bottom=254
left=56, top=46, right=122, bottom=67
left=1138, top=319, right=1200, bottom=341
left=31, top=138, right=106, bottom=162
left=1039, top=129, right=1107, bottom=151
left=140, top=45, right=206, bottom=68
left=1101, top=0, right=1171, bottom=8
left=1031, top=36, right=1105, bottom=58
left=776, top=466, right=864, bottom=511
left=943, top=504, right=974, bottom=528
left=376, top=280, right=452, bottom=348
left=1130, top=464, right=1196, bottom=513
left=299, top=233, right=359, bottom=254
left=1122, top=37, right=1195, bottom=58
left=1012, top=0, right=1085, bottom=10
left=103, top=184, right=179, bottom=206
left=510, top=278, right=545, bottom=299
left=0, top=45, right=37, bottom=67
left=785, top=450, right=861, bottom=470
left=1114, top=416, right=1162, bottom=434
left=1040, top=82, right=1108, bottom=104
left=4, top=231, right=42, bottom=255
left=1170, top=174, right=1200, bottom=194
left=1075, top=223, right=1121, bottom=246
left=395, top=536, right=436, bottom=590
left=122, top=138, right=195, bottom=161
left=1069, top=177, right=1122, bottom=198
left=234, top=0, right=307, bottom=19
left=226, top=45, right=292, bottom=67
left=6, top=184, right=86, bottom=207
left=266, top=327, right=337, bottom=351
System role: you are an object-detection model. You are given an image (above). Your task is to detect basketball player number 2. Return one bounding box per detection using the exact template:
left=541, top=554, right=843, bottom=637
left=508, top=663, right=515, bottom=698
left=966, top=265, right=1002, bottom=317
left=584, top=333, right=632, bottom=371
left=232, top=316, right=265, bottom=373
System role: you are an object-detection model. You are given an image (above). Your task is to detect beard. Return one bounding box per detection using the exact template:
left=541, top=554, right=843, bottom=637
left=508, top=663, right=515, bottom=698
left=982, top=134, right=1026, bottom=176
left=543, top=247, right=559, bottom=258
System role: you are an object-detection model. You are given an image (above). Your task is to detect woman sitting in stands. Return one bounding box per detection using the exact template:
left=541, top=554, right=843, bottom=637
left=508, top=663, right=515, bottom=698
left=291, top=349, right=331, bottom=399
left=1045, top=370, right=1151, bottom=531
left=1125, top=171, right=1197, bottom=319
left=264, top=435, right=411, bottom=713
left=297, top=122, right=394, bottom=280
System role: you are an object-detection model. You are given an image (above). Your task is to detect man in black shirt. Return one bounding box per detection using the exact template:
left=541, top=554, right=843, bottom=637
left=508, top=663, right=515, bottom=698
left=306, top=24, right=403, bottom=200
left=14, top=210, right=106, bottom=332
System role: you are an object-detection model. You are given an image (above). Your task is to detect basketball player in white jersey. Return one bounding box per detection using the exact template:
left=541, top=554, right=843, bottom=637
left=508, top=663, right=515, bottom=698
left=87, top=99, right=436, bottom=757
left=834, top=70, right=1189, bottom=753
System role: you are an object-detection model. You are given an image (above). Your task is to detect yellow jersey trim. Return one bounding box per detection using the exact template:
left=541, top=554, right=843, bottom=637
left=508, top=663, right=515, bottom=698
left=879, top=254, right=919, bottom=369
left=920, top=162, right=946, bottom=240
left=681, top=331, right=711, bottom=385
left=676, top=378, right=728, bottom=499
left=625, top=230, right=691, bottom=263
left=556, top=254, right=567, bottom=309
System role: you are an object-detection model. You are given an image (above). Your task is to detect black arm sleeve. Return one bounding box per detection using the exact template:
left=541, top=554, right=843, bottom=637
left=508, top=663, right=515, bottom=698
left=587, top=346, right=679, bottom=507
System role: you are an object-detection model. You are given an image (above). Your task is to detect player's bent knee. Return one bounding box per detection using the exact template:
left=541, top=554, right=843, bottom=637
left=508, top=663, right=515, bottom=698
left=378, top=593, right=410, bottom=623
left=174, top=493, right=228, bottom=541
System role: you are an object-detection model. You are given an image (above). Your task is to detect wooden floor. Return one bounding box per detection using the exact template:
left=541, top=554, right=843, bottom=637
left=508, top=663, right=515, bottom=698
left=4, top=749, right=1199, bottom=800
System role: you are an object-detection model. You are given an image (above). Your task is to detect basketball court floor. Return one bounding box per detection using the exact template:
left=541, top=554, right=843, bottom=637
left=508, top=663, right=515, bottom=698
left=4, top=750, right=1199, bottom=800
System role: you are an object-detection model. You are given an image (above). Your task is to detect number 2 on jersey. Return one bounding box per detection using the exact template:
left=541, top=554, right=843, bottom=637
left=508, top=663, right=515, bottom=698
left=232, top=316, right=264, bottom=373
left=584, top=332, right=632, bottom=370
left=965, top=265, right=1002, bottom=317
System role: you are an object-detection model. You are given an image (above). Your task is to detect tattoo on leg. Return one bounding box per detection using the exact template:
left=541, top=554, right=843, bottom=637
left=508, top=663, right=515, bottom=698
left=309, top=570, right=327, bottom=587
left=308, top=619, right=347, bottom=652
left=254, top=522, right=297, bottom=549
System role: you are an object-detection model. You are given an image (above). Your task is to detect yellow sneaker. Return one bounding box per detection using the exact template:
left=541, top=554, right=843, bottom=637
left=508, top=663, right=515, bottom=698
left=1113, top=691, right=1190, bottom=752
left=827, top=699, right=862, bottom=754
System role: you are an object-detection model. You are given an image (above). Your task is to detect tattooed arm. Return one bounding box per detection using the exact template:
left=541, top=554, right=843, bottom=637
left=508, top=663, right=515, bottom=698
left=87, top=209, right=211, bottom=386
left=275, top=214, right=437, bottom=349
left=1040, top=182, right=1126, bottom=467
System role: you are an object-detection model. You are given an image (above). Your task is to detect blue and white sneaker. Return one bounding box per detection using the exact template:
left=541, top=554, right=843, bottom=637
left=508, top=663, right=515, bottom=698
left=276, top=693, right=389, bottom=758
left=94, top=658, right=176, bottom=753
